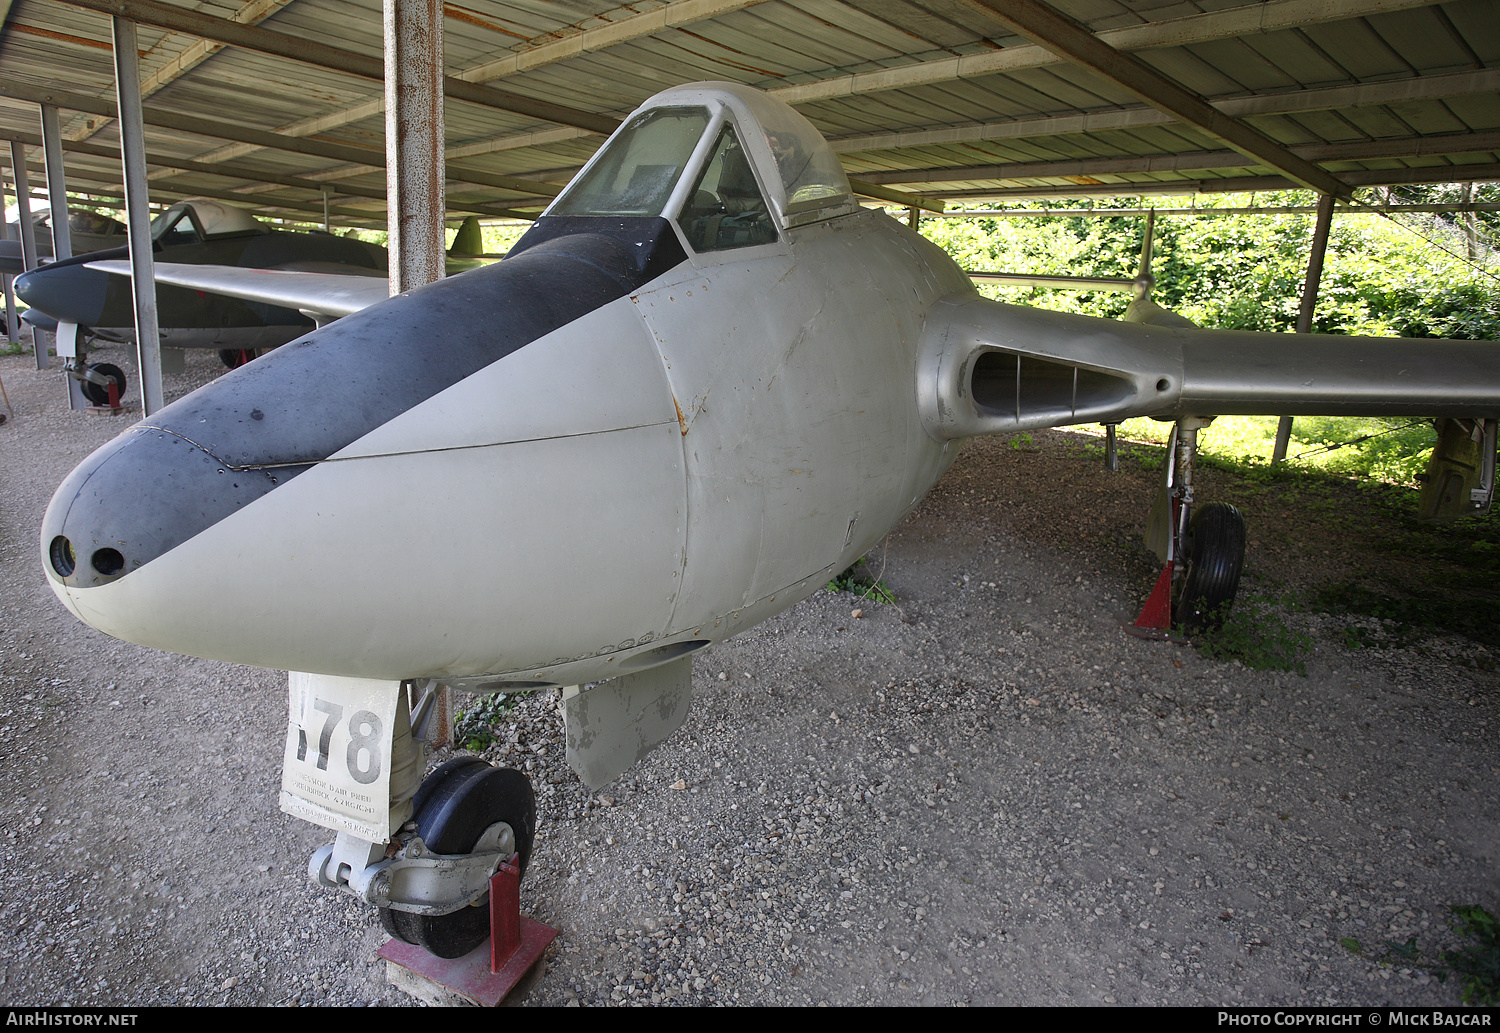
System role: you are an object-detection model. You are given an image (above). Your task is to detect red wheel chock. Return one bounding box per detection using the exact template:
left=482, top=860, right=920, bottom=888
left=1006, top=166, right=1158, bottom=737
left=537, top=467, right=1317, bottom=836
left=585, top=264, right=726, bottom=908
left=1122, top=563, right=1185, bottom=641
left=377, top=856, right=558, bottom=1006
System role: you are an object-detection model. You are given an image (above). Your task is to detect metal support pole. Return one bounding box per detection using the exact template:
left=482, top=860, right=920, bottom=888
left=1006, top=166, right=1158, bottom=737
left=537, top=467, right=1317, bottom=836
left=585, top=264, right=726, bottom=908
left=1136, top=208, right=1156, bottom=281
left=7, top=142, right=37, bottom=272
left=322, top=185, right=331, bottom=232
left=39, top=105, right=72, bottom=261
left=907, top=206, right=919, bottom=230
left=8, top=141, right=44, bottom=368
left=1, top=160, right=17, bottom=349
left=1104, top=423, right=1119, bottom=472
left=384, top=0, right=446, bottom=296
left=1273, top=191, right=1335, bottom=464
left=112, top=16, right=165, bottom=416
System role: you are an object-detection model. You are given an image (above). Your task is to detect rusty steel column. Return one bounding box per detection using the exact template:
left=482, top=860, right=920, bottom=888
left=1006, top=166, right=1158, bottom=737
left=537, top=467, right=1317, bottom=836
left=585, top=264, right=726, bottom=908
left=1273, top=191, right=1336, bottom=464
left=113, top=15, right=165, bottom=415
left=384, top=0, right=446, bottom=296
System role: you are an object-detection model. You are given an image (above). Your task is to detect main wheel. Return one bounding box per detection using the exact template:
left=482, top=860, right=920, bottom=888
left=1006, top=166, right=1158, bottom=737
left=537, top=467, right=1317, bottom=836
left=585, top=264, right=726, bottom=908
left=80, top=363, right=126, bottom=406
left=379, top=762, right=537, bottom=959
left=1174, top=502, right=1247, bottom=632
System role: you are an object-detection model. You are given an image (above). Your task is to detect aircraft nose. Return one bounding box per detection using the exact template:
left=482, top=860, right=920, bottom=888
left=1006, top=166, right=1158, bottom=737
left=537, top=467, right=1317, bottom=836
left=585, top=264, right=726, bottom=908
left=14, top=258, right=110, bottom=326
left=42, top=426, right=287, bottom=590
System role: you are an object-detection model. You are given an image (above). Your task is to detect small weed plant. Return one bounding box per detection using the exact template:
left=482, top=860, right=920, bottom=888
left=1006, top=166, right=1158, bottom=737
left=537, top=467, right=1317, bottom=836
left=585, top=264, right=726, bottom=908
left=453, top=691, right=533, bottom=752
left=1444, top=905, right=1500, bottom=1005
left=1341, top=904, right=1499, bottom=1005
left=1188, top=596, right=1312, bottom=675
left=826, top=557, right=895, bottom=604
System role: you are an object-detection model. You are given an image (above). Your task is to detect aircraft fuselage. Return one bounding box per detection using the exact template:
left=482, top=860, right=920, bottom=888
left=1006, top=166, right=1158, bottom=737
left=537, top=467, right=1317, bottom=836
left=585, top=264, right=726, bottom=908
left=42, top=209, right=970, bottom=687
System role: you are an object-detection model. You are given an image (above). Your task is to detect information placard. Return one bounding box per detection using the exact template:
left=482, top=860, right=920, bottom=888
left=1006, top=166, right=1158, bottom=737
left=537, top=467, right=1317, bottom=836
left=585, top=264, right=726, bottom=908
left=280, top=671, right=401, bottom=842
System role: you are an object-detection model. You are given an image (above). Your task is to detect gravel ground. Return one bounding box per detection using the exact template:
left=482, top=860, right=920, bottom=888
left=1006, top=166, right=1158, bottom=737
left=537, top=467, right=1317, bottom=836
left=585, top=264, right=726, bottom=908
left=0, top=344, right=1495, bottom=1007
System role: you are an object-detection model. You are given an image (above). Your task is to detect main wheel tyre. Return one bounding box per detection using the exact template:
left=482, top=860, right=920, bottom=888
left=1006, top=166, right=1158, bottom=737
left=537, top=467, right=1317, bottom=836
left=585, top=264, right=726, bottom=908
left=1174, top=501, right=1247, bottom=632
left=80, top=363, right=126, bottom=406
left=379, top=763, right=537, bottom=959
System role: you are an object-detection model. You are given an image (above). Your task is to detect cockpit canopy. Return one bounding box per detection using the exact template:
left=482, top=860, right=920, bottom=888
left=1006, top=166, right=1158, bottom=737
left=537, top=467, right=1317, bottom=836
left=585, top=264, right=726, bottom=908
left=150, top=199, right=266, bottom=246
left=547, top=82, right=856, bottom=245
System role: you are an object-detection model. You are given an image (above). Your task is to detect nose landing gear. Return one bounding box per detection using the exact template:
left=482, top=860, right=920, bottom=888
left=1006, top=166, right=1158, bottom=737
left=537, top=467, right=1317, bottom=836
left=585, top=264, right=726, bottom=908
left=287, top=675, right=551, bottom=996
left=378, top=759, right=537, bottom=959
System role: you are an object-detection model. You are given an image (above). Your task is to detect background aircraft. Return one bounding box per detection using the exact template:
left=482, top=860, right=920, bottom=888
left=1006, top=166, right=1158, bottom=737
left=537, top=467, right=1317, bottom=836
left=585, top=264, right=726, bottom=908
left=13, top=201, right=494, bottom=404
left=14, top=198, right=387, bottom=368
left=2, top=205, right=127, bottom=268
left=39, top=83, right=1500, bottom=961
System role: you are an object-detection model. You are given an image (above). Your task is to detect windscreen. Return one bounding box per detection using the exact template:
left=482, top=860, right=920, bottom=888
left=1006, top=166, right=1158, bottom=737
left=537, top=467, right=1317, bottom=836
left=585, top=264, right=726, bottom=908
left=151, top=209, right=200, bottom=246
left=550, top=107, right=712, bottom=218
left=679, top=126, right=776, bottom=252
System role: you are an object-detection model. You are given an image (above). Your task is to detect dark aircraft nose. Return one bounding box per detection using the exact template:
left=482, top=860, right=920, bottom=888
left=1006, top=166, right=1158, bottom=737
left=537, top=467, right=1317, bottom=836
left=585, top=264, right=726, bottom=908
left=43, top=426, right=286, bottom=589
left=14, top=251, right=114, bottom=326
left=42, top=217, right=691, bottom=590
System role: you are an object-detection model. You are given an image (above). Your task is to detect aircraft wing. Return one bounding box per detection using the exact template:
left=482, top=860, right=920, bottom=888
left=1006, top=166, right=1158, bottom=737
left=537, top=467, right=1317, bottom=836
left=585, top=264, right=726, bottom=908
left=919, top=294, right=1500, bottom=440
left=85, top=260, right=390, bottom=321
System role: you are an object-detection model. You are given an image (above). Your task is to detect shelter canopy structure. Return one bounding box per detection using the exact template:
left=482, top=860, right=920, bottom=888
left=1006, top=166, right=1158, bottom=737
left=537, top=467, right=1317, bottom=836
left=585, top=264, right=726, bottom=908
left=0, top=0, right=1496, bottom=226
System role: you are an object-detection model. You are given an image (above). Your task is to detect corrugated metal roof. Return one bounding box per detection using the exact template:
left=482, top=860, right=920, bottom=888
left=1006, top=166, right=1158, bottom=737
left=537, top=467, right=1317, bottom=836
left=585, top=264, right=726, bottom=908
left=0, top=0, right=1496, bottom=225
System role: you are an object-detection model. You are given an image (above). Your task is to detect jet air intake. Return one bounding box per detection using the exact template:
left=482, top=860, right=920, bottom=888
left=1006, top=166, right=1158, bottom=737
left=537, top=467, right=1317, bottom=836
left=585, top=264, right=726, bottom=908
left=969, top=351, right=1138, bottom=426
left=917, top=295, right=1183, bottom=440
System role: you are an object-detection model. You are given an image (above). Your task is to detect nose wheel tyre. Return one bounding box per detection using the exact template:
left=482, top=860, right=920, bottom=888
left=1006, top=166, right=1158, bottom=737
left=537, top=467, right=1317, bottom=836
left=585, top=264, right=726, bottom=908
left=80, top=363, right=127, bottom=406
left=1174, top=502, right=1247, bottom=632
left=379, top=761, right=537, bottom=959
left=219, top=348, right=255, bottom=369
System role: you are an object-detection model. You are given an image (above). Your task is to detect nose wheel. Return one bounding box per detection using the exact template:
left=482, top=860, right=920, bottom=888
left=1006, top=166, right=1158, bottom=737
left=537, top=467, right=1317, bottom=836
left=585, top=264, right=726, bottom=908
left=78, top=362, right=127, bottom=407
left=379, top=760, right=537, bottom=959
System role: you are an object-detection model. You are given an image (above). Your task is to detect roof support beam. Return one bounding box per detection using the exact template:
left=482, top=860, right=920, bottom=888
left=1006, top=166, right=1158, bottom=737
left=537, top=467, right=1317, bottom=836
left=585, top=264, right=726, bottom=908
left=929, top=163, right=1500, bottom=201
left=400, top=0, right=1443, bottom=162
left=458, top=0, right=767, bottom=83
left=0, top=82, right=559, bottom=199
left=0, top=128, right=535, bottom=220
left=61, top=0, right=297, bottom=144
left=773, top=0, right=1440, bottom=105
left=828, top=68, right=1500, bottom=155
left=852, top=130, right=1500, bottom=185
left=177, top=0, right=750, bottom=172
left=6, top=152, right=416, bottom=226
left=950, top=0, right=1349, bottom=197
left=45, top=0, right=620, bottom=135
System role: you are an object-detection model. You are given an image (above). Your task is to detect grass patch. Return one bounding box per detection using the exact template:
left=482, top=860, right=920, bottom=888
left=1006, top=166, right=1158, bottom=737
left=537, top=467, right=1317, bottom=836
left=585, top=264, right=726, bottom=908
left=1341, top=905, right=1499, bottom=1005
left=1189, top=596, right=1312, bottom=675
left=1443, top=905, right=1500, bottom=1006
left=1106, top=415, right=1437, bottom=484
left=1315, top=582, right=1500, bottom=652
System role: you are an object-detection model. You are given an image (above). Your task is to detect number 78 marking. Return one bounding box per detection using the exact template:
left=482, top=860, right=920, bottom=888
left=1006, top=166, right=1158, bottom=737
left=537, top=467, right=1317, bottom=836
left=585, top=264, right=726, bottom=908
left=296, top=698, right=383, bottom=784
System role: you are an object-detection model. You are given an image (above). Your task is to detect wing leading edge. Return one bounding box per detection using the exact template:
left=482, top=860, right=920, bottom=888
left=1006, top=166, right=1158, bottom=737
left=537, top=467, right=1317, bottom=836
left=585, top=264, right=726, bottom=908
left=85, top=260, right=390, bottom=323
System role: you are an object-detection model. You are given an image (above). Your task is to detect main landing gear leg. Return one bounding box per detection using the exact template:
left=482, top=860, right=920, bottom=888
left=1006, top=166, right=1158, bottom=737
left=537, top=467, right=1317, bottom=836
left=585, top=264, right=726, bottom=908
left=1127, top=417, right=1246, bottom=637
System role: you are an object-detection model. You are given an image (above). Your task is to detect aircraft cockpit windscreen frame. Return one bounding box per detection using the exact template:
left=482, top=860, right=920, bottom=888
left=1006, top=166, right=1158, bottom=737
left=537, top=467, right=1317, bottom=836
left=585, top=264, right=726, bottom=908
left=150, top=207, right=204, bottom=247
left=548, top=106, right=714, bottom=219
left=149, top=199, right=267, bottom=245
left=545, top=82, right=859, bottom=241
left=678, top=124, right=777, bottom=253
